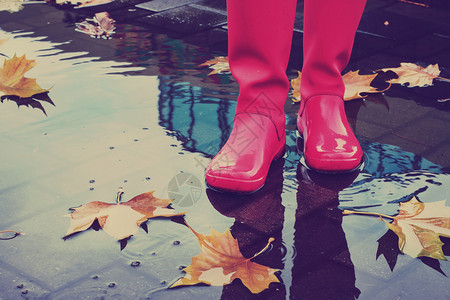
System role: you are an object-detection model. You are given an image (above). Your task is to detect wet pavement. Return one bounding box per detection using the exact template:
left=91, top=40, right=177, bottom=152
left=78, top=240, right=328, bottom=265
left=0, top=0, right=449, bottom=299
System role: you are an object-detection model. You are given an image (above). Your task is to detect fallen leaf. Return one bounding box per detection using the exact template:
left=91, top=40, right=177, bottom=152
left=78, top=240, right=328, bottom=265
left=75, top=12, right=115, bottom=38
left=199, top=56, right=230, bottom=75
left=379, top=63, right=449, bottom=87
left=0, top=0, right=23, bottom=13
left=344, top=197, right=450, bottom=260
left=0, top=54, right=48, bottom=98
left=64, top=190, right=185, bottom=240
left=171, top=223, right=279, bottom=294
left=290, top=70, right=388, bottom=102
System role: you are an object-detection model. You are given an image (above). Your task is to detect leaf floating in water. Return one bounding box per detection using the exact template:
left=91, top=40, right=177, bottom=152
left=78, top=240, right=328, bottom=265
left=0, top=54, right=48, bottom=98
left=171, top=222, right=279, bottom=294
left=344, top=197, right=450, bottom=260
left=75, top=12, right=116, bottom=38
left=64, top=190, right=185, bottom=241
left=199, top=56, right=230, bottom=75
left=378, top=63, right=450, bottom=87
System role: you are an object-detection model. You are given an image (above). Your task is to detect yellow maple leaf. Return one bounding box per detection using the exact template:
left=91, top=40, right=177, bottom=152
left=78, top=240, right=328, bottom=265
left=344, top=197, right=450, bottom=260
left=290, top=70, right=388, bottom=102
left=199, top=56, right=230, bottom=75
left=64, top=191, right=185, bottom=240
left=0, top=0, right=24, bottom=13
left=0, top=54, right=48, bottom=98
left=379, top=63, right=450, bottom=87
left=171, top=224, right=279, bottom=294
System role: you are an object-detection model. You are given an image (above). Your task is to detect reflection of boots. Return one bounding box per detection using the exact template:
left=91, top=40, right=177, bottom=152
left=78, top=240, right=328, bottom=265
left=205, top=0, right=296, bottom=193
left=297, top=0, right=366, bottom=173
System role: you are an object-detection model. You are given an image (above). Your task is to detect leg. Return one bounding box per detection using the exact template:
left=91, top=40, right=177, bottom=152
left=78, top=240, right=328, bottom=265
left=298, top=0, right=366, bottom=172
left=205, top=0, right=297, bottom=193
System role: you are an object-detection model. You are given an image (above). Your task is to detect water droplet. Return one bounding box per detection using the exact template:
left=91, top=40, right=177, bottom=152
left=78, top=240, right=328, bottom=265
left=134, top=139, right=139, bottom=142
left=178, top=152, right=184, bottom=155
left=92, top=275, right=99, bottom=280
left=178, top=265, right=186, bottom=270
left=142, top=128, right=149, bottom=130
left=16, top=284, right=24, bottom=289
left=124, top=180, right=128, bottom=183
left=160, top=280, right=167, bottom=285
left=130, top=261, right=141, bottom=267
left=173, top=240, right=181, bottom=245
left=21, top=290, right=28, bottom=295
left=109, top=147, right=115, bottom=150
left=145, top=177, right=151, bottom=181
left=151, top=252, right=156, bottom=256
left=89, top=187, right=94, bottom=191
left=108, top=283, right=116, bottom=288
left=170, top=144, right=177, bottom=147
left=89, top=180, right=95, bottom=184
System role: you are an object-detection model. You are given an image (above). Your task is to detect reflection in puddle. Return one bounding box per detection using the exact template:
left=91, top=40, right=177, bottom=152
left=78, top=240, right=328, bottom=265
left=0, top=13, right=449, bottom=299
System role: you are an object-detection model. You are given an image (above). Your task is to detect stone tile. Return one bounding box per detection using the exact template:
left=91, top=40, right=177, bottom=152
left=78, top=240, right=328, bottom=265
left=385, top=3, right=450, bottom=27
left=182, top=27, right=228, bottom=48
left=0, top=182, right=61, bottom=228
left=350, top=32, right=395, bottom=63
left=352, top=118, right=391, bottom=140
left=387, top=34, right=450, bottom=62
left=357, top=9, right=438, bottom=42
left=108, top=7, right=155, bottom=22
left=0, top=4, right=52, bottom=25
left=364, top=259, right=450, bottom=299
left=423, top=143, right=450, bottom=169
left=192, top=0, right=227, bottom=14
left=137, top=0, right=201, bottom=13
left=375, top=132, right=430, bottom=156
left=393, top=115, right=450, bottom=148
left=49, top=265, right=160, bottom=299
left=354, top=94, right=433, bottom=129
left=139, top=5, right=227, bottom=34
left=0, top=263, right=51, bottom=299
left=20, top=10, right=70, bottom=28
left=0, top=205, right=119, bottom=290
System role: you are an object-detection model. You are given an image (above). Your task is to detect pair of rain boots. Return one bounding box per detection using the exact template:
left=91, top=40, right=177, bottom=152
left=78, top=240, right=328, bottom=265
left=205, top=0, right=366, bottom=193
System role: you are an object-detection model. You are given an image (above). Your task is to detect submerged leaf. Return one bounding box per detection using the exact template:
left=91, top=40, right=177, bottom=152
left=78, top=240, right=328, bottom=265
left=64, top=191, right=185, bottom=240
left=379, top=63, right=445, bottom=87
left=171, top=225, right=279, bottom=294
left=0, top=54, right=48, bottom=98
left=75, top=12, right=115, bottom=37
left=199, top=56, right=230, bottom=75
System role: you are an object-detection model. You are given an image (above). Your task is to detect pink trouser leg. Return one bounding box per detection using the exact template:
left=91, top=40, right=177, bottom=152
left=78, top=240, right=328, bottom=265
left=205, top=0, right=296, bottom=193
left=298, top=0, right=366, bottom=172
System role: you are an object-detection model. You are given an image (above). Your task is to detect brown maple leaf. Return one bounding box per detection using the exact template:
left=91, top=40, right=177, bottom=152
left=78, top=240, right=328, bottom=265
left=290, top=70, right=389, bottom=102
left=344, top=197, right=450, bottom=260
left=64, top=190, right=185, bottom=240
left=379, top=63, right=450, bottom=87
left=199, top=56, right=230, bottom=75
left=75, top=12, right=115, bottom=37
left=171, top=223, right=279, bottom=294
left=0, top=0, right=23, bottom=13
left=0, top=54, right=48, bottom=98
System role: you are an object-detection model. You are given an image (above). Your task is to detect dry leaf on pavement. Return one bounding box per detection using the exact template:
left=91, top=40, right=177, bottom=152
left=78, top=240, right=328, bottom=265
left=171, top=223, right=279, bottom=294
left=64, top=190, right=185, bottom=240
left=199, top=56, right=230, bottom=75
left=379, top=63, right=450, bottom=87
left=344, top=197, right=450, bottom=260
left=0, top=54, right=48, bottom=98
left=75, top=12, right=115, bottom=37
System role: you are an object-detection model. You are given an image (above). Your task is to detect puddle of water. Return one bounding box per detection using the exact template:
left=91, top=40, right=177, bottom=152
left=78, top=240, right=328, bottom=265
left=0, top=5, right=449, bottom=299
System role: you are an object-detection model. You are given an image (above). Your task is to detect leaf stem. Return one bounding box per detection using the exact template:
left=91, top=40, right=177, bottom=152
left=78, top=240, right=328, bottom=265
left=436, top=76, right=450, bottom=83
left=249, top=237, right=275, bottom=261
left=342, top=209, right=395, bottom=220
left=116, top=187, right=124, bottom=204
